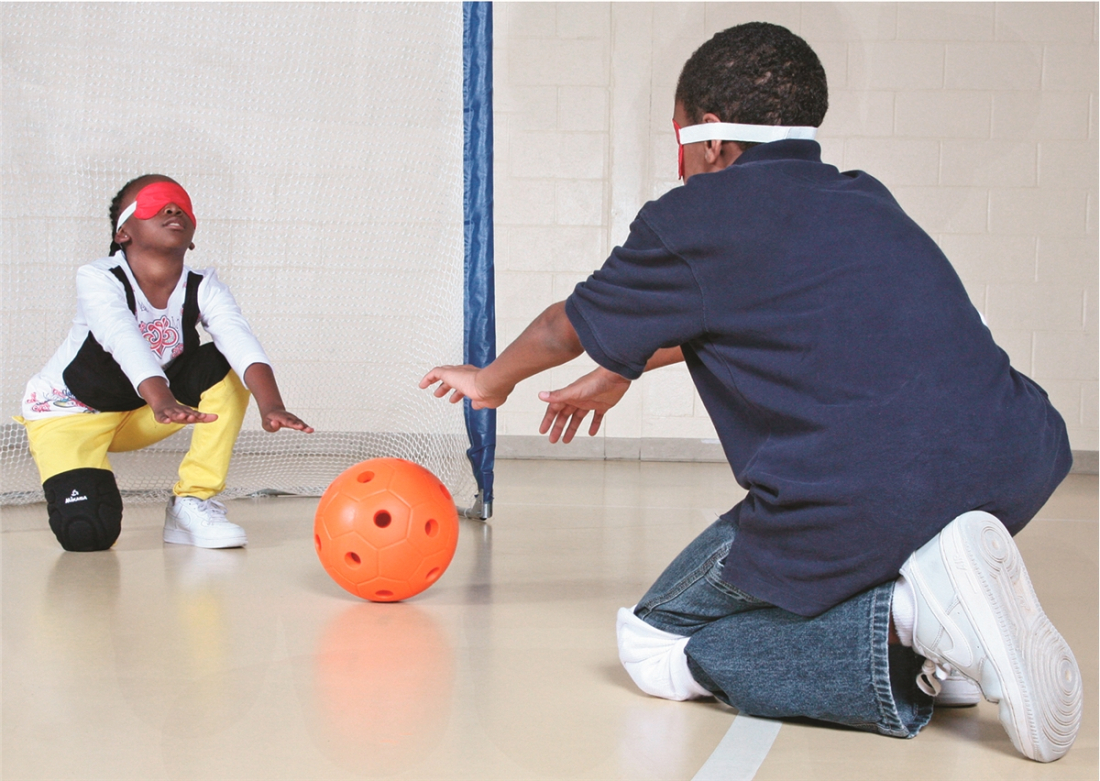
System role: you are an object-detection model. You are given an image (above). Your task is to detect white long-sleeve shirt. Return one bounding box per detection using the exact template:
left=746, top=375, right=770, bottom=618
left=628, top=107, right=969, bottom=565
left=21, top=253, right=270, bottom=419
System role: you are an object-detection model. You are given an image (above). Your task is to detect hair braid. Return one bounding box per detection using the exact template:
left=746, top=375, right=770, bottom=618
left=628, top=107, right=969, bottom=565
left=107, top=175, right=148, bottom=254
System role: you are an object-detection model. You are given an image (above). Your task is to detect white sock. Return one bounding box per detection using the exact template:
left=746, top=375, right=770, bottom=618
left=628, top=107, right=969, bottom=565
left=616, top=606, right=711, bottom=701
left=892, top=575, right=915, bottom=648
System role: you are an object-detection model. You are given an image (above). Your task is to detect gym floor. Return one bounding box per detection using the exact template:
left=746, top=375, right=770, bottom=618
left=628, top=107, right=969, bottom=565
left=2, top=460, right=1096, bottom=780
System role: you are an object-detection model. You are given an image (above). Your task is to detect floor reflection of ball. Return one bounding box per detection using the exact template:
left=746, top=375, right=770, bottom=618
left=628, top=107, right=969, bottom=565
left=311, top=604, right=454, bottom=775
left=314, top=458, right=459, bottom=602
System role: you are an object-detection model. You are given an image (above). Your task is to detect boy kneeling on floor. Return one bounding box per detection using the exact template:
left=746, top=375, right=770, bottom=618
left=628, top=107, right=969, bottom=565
left=422, top=23, right=1081, bottom=762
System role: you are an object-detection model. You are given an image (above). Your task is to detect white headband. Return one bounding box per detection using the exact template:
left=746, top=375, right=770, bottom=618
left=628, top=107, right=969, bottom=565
left=115, top=200, right=138, bottom=231
left=677, top=122, right=817, bottom=145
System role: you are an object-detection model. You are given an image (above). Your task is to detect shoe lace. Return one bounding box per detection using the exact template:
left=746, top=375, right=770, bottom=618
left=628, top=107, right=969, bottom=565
left=916, top=658, right=950, bottom=697
left=192, top=498, right=228, bottom=524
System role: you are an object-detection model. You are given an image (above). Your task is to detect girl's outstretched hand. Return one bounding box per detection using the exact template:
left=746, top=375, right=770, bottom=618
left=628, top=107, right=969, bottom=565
left=261, top=408, right=314, bottom=433
left=140, top=377, right=217, bottom=425
left=152, top=400, right=218, bottom=425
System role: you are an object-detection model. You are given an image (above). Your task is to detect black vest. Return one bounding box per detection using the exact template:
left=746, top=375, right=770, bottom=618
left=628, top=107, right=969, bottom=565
left=63, top=266, right=205, bottom=412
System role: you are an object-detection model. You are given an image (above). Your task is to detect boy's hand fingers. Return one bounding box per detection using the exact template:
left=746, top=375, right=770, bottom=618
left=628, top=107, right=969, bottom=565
left=543, top=405, right=586, bottom=444
left=418, top=370, right=439, bottom=389
left=539, top=402, right=563, bottom=435
left=548, top=411, right=567, bottom=443
left=419, top=368, right=447, bottom=389
left=554, top=409, right=578, bottom=443
left=420, top=365, right=463, bottom=390
left=562, top=410, right=588, bottom=443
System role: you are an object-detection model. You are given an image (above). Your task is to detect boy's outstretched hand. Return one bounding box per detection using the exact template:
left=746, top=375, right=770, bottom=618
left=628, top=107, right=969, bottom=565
left=419, top=364, right=510, bottom=409
left=538, top=367, right=631, bottom=443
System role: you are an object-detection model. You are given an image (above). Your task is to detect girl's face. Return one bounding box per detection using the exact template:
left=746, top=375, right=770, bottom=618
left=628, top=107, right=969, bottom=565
left=115, top=178, right=196, bottom=252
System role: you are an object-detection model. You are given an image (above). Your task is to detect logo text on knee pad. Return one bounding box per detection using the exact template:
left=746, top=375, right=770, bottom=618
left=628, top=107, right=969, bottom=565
left=65, top=490, right=88, bottom=504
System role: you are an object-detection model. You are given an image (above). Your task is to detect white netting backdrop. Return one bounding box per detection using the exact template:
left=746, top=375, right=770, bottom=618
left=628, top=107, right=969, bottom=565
left=1, top=4, right=475, bottom=505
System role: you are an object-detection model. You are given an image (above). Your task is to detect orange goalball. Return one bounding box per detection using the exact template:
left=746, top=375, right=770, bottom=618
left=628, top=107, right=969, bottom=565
left=314, top=458, right=460, bottom=602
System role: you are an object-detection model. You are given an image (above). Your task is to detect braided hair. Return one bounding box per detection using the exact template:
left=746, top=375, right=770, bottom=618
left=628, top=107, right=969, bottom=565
left=107, top=175, right=149, bottom=254
left=675, top=23, right=828, bottom=151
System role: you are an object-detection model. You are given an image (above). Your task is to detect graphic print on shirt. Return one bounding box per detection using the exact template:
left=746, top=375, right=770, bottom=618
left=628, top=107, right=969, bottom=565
left=26, top=388, right=94, bottom=415
left=140, top=315, right=183, bottom=359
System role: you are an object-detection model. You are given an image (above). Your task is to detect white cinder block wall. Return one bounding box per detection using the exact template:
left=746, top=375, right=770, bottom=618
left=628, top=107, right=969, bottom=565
left=493, top=2, right=1098, bottom=463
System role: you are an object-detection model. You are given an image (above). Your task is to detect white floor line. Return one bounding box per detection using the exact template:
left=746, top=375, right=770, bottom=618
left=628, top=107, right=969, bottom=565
left=691, top=713, right=782, bottom=781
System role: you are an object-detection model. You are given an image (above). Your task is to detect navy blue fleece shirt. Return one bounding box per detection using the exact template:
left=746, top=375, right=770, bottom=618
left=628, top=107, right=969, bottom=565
left=566, top=140, right=1071, bottom=617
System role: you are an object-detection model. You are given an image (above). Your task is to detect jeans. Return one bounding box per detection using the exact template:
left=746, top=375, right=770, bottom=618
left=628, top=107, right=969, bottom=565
left=635, top=512, right=933, bottom=737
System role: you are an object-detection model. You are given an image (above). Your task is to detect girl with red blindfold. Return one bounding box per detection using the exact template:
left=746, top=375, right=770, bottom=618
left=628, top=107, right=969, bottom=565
left=17, top=174, right=313, bottom=552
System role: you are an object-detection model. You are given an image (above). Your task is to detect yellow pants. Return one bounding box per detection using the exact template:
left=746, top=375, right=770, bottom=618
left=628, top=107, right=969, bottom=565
left=19, top=372, right=250, bottom=500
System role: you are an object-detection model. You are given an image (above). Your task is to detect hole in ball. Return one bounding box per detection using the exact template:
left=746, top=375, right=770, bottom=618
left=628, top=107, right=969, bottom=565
left=424, top=519, right=438, bottom=537
left=345, top=551, right=361, bottom=567
left=374, top=511, right=391, bottom=528
left=314, top=534, right=322, bottom=552
left=375, top=589, right=394, bottom=598
left=357, top=471, right=375, bottom=483
left=426, top=567, right=441, bottom=582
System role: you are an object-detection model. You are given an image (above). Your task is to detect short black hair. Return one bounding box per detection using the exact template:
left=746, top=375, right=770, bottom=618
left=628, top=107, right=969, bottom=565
left=676, top=23, right=828, bottom=134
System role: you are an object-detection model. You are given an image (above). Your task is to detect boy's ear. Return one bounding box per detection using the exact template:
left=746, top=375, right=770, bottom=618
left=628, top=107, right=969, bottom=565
left=700, top=112, right=726, bottom=165
left=114, top=228, right=130, bottom=246
left=698, top=111, right=743, bottom=170
left=703, top=139, right=723, bottom=164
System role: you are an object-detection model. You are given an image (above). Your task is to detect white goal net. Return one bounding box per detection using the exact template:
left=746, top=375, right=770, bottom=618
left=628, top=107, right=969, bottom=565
left=1, top=4, right=474, bottom=505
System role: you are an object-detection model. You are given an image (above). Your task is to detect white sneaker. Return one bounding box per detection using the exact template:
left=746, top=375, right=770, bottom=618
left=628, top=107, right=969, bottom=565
left=918, top=664, right=982, bottom=707
left=164, top=496, right=247, bottom=549
left=900, top=511, right=1081, bottom=762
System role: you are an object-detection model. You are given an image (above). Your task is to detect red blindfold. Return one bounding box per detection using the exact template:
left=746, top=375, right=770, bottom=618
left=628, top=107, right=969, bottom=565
left=116, top=181, right=196, bottom=229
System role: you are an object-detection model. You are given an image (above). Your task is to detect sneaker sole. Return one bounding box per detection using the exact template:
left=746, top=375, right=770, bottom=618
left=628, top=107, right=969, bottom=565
left=163, top=527, right=247, bottom=549
left=904, top=511, right=1081, bottom=762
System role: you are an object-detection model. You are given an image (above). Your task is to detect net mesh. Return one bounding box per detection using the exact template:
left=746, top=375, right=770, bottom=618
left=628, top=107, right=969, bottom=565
left=1, top=4, right=475, bottom=506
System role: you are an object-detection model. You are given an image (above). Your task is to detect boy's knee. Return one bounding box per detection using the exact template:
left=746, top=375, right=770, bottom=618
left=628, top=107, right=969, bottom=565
left=43, top=468, right=122, bottom=551
left=616, top=606, right=712, bottom=701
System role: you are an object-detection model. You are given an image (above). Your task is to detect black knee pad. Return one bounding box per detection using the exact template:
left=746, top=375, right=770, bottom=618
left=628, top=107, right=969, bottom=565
left=43, top=468, right=123, bottom=552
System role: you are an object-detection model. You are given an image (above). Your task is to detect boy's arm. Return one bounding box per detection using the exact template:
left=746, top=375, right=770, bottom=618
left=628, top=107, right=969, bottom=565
left=644, top=346, right=686, bottom=371
left=537, top=346, right=685, bottom=443
left=420, top=301, right=583, bottom=408
left=243, top=363, right=314, bottom=433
